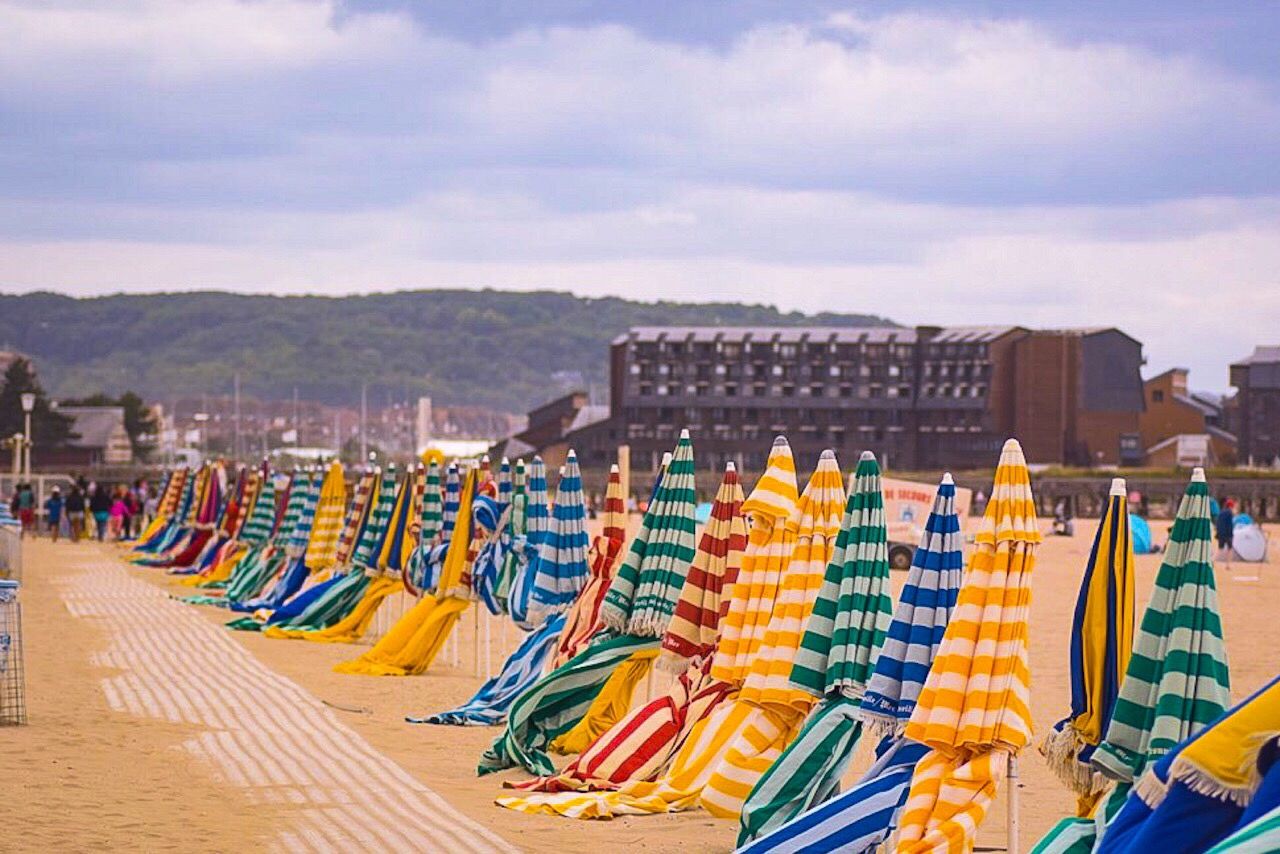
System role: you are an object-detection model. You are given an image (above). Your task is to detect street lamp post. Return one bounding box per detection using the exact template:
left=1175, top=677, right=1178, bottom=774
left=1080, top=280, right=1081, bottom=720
left=20, top=392, right=35, bottom=478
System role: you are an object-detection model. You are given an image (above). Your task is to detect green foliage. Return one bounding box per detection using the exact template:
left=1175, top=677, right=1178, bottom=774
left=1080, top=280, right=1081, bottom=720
left=0, top=357, right=78, bottom=448
left=0, top=290, right=894, bottom=412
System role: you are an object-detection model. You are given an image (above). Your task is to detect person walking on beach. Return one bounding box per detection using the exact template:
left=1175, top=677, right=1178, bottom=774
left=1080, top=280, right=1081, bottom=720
left=66, top=483, right=86, bottom=542
left=1216, top=498, right=1235, bottom=567
left=89, top=482, right=112, bottom=542
left=108, top=486, right=128, bottom=541
left=15, top=482, right=36, bottom=538
left=44, top=486, right=64, bottom=542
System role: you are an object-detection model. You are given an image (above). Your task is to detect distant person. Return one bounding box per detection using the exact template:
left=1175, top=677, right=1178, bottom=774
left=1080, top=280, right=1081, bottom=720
left=45, top=486, right=64, bottom=542
left=109, top=486, right=129, bottom=540
left=16, top=483, right=36, bottom=538
left=89, top=482, right=112, bottom=541
left=1052, top=497, right=1074, bottom=537
left=1216, top=498, right=1235, bottom=567
left=66, top=483, right=86, bottom=541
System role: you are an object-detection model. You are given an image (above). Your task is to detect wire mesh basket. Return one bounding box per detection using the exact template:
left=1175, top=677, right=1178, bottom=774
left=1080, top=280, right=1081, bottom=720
left=0, top=580, right=25, bottom=726
left=0, top=525, right=21, bottom=582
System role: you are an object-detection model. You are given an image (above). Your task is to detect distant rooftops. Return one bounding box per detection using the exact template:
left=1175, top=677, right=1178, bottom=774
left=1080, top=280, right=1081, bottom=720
left=615, top=324, right=1127, bottom=347
left=615, top=326, right=911, bottom=345
left=1234, top=345, right=1280, bottom=366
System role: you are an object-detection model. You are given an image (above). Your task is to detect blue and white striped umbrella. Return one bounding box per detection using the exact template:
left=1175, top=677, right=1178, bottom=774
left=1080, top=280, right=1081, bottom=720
left=509, top=456, right=551, bottom=628
left=858, top=472, right=964, bottom=732
left=741, top=472, right=964, bottom=854
left=525, top=451, right=590, bottom=628
left=497, top=457, right=513, bottom=515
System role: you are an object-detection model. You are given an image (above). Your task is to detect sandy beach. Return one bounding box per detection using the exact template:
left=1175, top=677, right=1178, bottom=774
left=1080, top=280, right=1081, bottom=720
left=7, top=519, right=1278, bottom=853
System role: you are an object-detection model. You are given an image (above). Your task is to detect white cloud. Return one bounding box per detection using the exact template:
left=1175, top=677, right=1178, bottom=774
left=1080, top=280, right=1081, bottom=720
left=0, top=0, right=1278, bottom=391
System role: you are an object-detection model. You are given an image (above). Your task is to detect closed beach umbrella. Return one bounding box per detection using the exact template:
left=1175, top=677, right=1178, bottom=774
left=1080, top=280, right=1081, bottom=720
left=238, top=471, right=279, bottom=547
left=738, top=450, right=893, bottom=845
left=741, top=472, right=964, bottom=854
left=659, top=462, right=746, bottom=673
left=493, top=458, right=528, bottom=612
left=1096, top=673, right=1280, bottom=854
left=508, top=457, right=550, bottom=629
left=335, top=467, right=477, bottom=676
left=290, top=466, right=408, bottom=644
left=496, top=461, right=746, bottom=815
left=1091, top=467, right=1231, bottom=784
left=895, top=439, right=1039, bottom=853
left=1041, top=478, right=1136, bottom=810
left=601, top=430, right=699, bottom=639
left=525, top=452, right=590, bottom=628
left=554, top=463, right=628, bottom=668
left=698, top=448, right=846, bottom=820
left=303, top=460, right=348, bottom=572
left=1032, top=469, right=1234, bottom=853
left=548, top=438, right=796, bottom=817
left=262, top=467, right=393, bottom=639
left=497, top=457, right=512, bottom=513
left=442, top=462, right=461, bottom=539
left=479, top=437, right=701, bottom=777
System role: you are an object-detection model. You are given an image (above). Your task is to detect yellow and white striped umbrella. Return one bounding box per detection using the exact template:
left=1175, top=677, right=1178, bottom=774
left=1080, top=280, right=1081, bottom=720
left=699, top=448, right=846, bottom=818
left=895, top=438, right=1040, bottom=853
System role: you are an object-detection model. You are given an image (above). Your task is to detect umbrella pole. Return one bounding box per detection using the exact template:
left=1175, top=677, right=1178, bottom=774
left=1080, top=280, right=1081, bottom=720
left=484, top=610, right=492, bottom=678
left=1007, top=753, right=1020, bottom=854
left=473, top=605, right=481, bottom=677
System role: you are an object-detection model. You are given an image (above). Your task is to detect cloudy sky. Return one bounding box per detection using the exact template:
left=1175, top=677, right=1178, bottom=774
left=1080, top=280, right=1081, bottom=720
left=2, top=1, right=1278, bottom=389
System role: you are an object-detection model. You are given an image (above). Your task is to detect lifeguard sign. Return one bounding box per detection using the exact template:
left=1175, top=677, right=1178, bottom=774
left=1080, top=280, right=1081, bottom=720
left=880, top=476, right=973, bottom=550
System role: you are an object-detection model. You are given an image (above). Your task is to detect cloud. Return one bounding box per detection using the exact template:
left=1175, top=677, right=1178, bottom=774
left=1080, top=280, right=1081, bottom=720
left=0, top=0, right=1277, bottom=391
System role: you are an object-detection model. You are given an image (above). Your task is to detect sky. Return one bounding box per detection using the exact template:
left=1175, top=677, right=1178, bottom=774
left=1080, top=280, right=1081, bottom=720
left=2, top=1, right=1278, bottom=391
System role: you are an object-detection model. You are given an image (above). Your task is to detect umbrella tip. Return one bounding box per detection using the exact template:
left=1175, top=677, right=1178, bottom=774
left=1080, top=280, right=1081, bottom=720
left=772, top=435, right=788, bottom=447
left=679, top=427, right=691, bottom=439
left=566, top=448, right=577, bottom=460
left=725, top=460, right=736, bottom=472
left=1110, top=477, right=1126, bottom=497
left=1191, top=467, right=1206, bottom=483
left=941, top=471, right=954, bottom=485
left=609, top=463, right=619, bottom=473
left=819, top=448, right=837, bottom=460
left=859, top=450, right=875, bottom=462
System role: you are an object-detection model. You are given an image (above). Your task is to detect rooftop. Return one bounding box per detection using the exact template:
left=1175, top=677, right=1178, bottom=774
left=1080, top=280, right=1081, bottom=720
left=1233, top=346, right=1280, bottom=366
left=616, top=326, right=912, bottom=345
left=57, top=405, right=127, bottom=449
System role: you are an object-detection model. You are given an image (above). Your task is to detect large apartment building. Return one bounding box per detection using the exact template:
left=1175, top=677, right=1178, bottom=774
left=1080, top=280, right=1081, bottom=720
left=508, top=324, right=1145, bottom=475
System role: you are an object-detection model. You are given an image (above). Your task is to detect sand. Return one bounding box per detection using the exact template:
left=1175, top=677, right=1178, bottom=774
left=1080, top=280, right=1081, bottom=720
left=6, top=519, right=1278, bottom=853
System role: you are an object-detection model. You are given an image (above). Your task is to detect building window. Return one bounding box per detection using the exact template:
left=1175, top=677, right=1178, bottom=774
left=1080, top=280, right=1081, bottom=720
left=888, top=364, right=901, bottom=377
left=656, top=384, right=669, bottom=396
left=725, top=384, right=738, bottom=397
left=639, top=383, right=652, bottom=396
left=715, top=364, right=726, bottom=375
left=771, top=364, right=784, bottom=377
left=629, top=363, right=641, bottom=375
left=887, top=385, right=899, bottom=398
left=1152, top=390, right=1164, bottom=403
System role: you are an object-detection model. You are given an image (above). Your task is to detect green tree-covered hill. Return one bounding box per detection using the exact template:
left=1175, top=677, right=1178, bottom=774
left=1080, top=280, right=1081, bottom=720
left=0, top=290, right=894, bottom=412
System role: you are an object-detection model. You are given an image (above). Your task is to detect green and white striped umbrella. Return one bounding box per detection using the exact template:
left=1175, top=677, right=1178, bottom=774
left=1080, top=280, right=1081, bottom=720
left=238, top=472, right=279, bottom=545
left=419, top=460, right=443, bottom=546
left=1091, top=467, right=1231, bottom=784
left=353, top=466, right=398, bottom=569
left=738, top=450, right=894, bottom=845
left=494, top=458, right=528, bottom=612
left=600, top=429, right=699, bottom=639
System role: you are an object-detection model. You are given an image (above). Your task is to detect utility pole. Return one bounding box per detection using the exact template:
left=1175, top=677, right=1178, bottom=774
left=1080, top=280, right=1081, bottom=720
left=233, top=371, right=242, bottom=461
left=360, top=382, right=368, bottom=462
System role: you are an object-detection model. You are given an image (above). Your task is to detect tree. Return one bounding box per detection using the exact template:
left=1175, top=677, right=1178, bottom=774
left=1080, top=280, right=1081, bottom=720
left=0, top=357, right=78, bottom=448
left=62, top=390, right=160, bottom=460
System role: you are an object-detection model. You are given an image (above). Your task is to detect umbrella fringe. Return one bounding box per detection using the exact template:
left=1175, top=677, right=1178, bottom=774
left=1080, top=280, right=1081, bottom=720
left=1041, top=725, right=1110, bottom=797
left=654, top=652, right=694, bottom=676
left=1167, top=758, right=1259, bottom=808
left=860, top=712, right=908, bottom=743
left=1134, top=765, right=1171, bottom=808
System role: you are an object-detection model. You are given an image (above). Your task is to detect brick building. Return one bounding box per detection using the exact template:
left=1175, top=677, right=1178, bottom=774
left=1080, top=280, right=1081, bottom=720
left=510, top=324, right=1146, bottom=477
left=1230, top=346, right=1280, bottom=466
left=1138, top=368, right=1235, bottom=466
